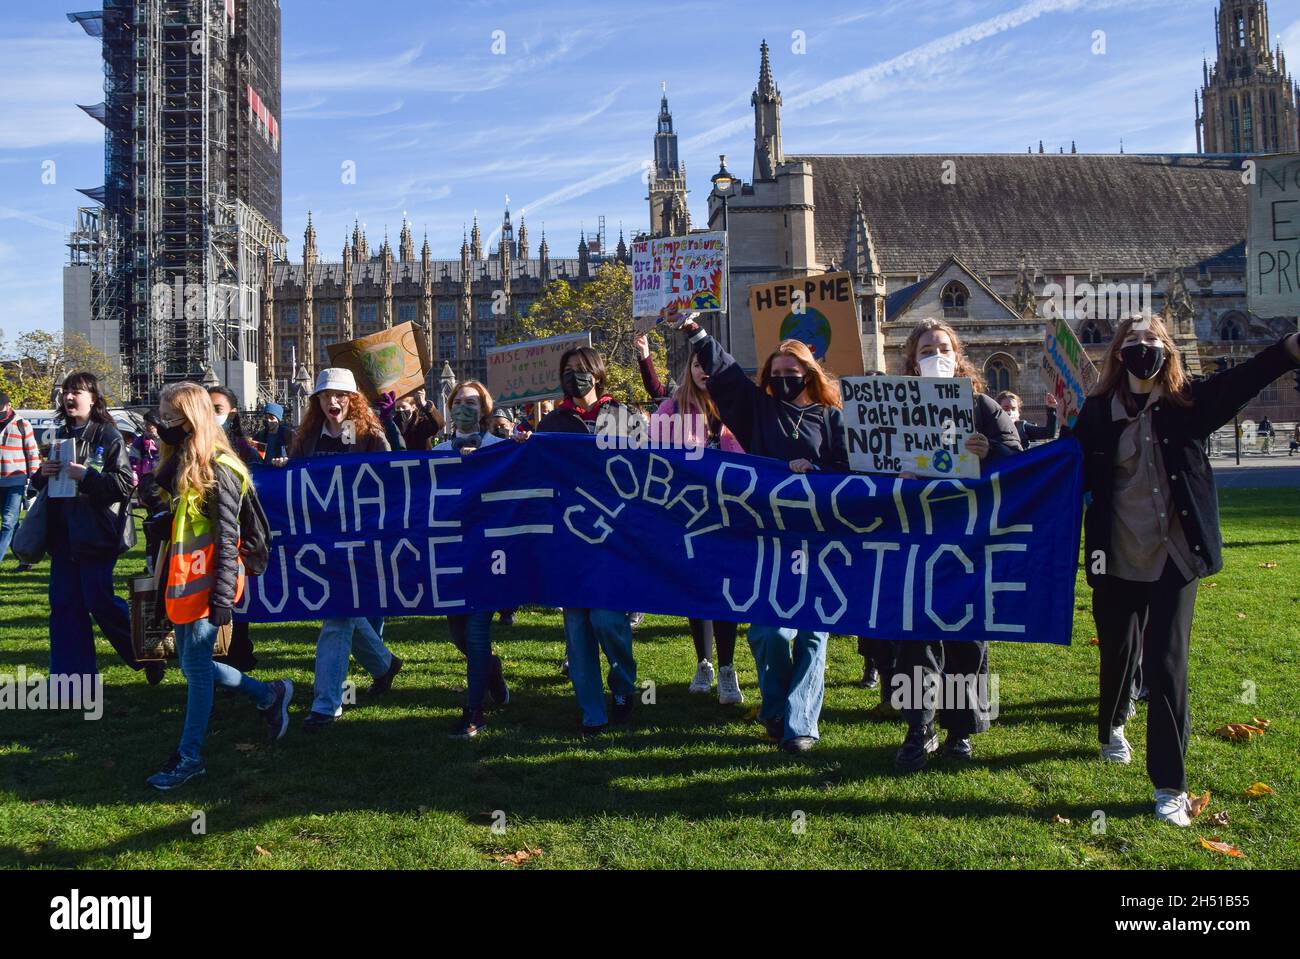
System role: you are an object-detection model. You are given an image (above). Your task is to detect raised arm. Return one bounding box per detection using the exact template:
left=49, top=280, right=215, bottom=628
left=634, top=334, right=670, bottom=400
left=677, top=313, right=761, bottom=452
left=1190, top=334, right=1300, bottom=438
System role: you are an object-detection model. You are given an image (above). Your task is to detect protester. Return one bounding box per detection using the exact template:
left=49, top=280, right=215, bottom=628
left=1257, top=415, right=1274, bottom=454
left=637, top=330, right=746, bottom=703
left=433, top=380, right=512, bottom=736
left=1068, top=316, right=1300, bottom=826
left=129, top=411, right=161, bottom=485
left=677, top=312, right=847, bottom=751
left=256, top=402, right=294, bottom=465
left=32, top=372, right=162, bottom=683
left=1290, top=423, right=1300, bottom=456
left=145, top=382, right=293, bottom=791
left=998, top=391, right=1058, bottom=446
left=0, top=391, right=41, bottom=566
left=207, top=386, right=258, bottom=673
left=537, top=345, right=643, bottom=734
left=288, top=368, right=403, bottom=731
left=893, top=318, right=1022, bottom=771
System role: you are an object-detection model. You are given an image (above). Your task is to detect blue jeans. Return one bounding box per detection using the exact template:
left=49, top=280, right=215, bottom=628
left=451, top=611, right=495, bottom=713
left=48, top=549, right=138, bottom=677
left=311, top=617, right=392, bottom=715
left=563, top=608, right=636, bottom=728
left=747, top=626, right=828, bottom=742
left=0, top=484, right=24, bottom=562
left=177, top=618, right=273, bottom=763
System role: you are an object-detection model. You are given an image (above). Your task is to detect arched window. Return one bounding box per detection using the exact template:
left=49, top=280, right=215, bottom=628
left=985, top=355, right=1014, bottom=395
left=941, top=281, right=969, bottom=319
left=1079, top=321, right=1104, bottom=345
left=1219, top=313, right=1247, bottom=342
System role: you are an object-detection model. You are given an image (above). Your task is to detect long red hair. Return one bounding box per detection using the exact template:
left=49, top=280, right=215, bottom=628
left=758, top=340, right=842, bottom=408
left=290, top=390, right=386, bottom=456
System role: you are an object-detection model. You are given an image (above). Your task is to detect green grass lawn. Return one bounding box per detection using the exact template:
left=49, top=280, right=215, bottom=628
left=1, top=489, right=1296, bottom=870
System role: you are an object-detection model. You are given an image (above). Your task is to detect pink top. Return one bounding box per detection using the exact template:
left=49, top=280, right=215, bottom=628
left=654, top=398, right=744, bottom=453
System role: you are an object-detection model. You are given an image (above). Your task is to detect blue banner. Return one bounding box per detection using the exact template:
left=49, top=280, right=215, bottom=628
left=236, top=434, right=1083, bottom=644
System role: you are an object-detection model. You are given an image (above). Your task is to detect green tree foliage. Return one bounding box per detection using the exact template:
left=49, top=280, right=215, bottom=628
left=0, top=329, right=126, bottom=408
left=503, top=263, right=673, bottom=408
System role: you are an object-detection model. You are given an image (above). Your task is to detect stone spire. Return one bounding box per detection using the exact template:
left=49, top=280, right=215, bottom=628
left=538, top=228, right=550, bottom=280
left=399, top=218, right=414, bottom=262
left=470, top=216, right=483, bottom=260
left=752, top=40, right=784, bottom=181
left=578, top=230, right=590, bottom=278
left=846, top=186, right=882, bottom=279
left=303, top=211, right=317, bottom=261
left=616, top=227, right=627, bottom=262
left=1011, top=253, right=1037, bottom=319
left=518, top=216, right=530, bottom=262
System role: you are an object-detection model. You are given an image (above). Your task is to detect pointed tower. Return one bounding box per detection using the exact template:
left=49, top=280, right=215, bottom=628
left=578, top=231, right=590, bottom=279
left=538, top=229, right=550, bottom=280
left=500, top=200, right=516, bottom=258
left=648, top=83, right=691, bottom=238
left=351, top=219, right=364, bottom=258
left=1197, top=1, right=1299, bottom=153
left=420, top=231, right=434, bottom=355
left=470, top=216, right=484, bottom=261
left=341, top=235, right=355, bottom=340
left=301, top=212, right=318, bottom=375
left=1163, top=262, right=1204, bottom=375
left=260, top=243, right=277, bottom=393
left=380, top=233, right=394, bottom=329
left=518, top=216, right=530, bottom=263
left=498, top=204, right=513, bottom=340
left=459, top=230, right=473, bottom=371
left=399, top=218, right=414, bottom=263
left=846, top=187, right=887, bottom=371
left=752, top=40, right=784, bottom=182
left=616, top=227, right=628, bottom=263
left=1011, top=254, right=1038, bottom=319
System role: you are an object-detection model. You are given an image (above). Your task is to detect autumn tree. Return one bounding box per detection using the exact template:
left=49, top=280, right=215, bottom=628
left=0, top=329, right=126, bottom=408
left=503, top=262, right=673, bottom=407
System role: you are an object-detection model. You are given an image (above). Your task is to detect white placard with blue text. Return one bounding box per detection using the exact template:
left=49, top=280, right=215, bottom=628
left=840, top=376, right=980, bottom=479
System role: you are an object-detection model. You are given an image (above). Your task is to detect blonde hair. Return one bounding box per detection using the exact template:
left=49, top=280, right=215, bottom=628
left=672, top=354, right=722, bottom=421
left=902, top=318, right=985, bottom=394
left=158, top=382, right=248, bottom=506
left=1091, top=313, right=1191, bottom=409
left=759, top=339, right=843, bottom=408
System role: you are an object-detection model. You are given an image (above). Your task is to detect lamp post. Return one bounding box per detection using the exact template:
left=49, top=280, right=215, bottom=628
left=292, top=363, right=312, bottom=427
left=438, top=360, right=456, bottom=431
left=711, top=154, right=736, bottom=353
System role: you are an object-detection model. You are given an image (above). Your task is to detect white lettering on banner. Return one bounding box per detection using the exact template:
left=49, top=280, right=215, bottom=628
left=989, top=474, right=1033, bottom=535
left=768, top=536, right=810, bottom=617
left=860, top=541, right=902, bottom=629
left=717, top=463, right=764, bottom=529
left=925, top=545, right=974, bottom=631
left=353, top=464, right=386, bottom=531
left=814, top=542, right=851, bottom=624
left=301, top=464, right=346, bottom=534
left=984, top=544, right=1028, bottom=633
left=607, top=456, right=639, bottom=499
left=257, top=546, right=290, bottom=614
left=902, top=544, right=920, bottom=632
left=427, top=459, right=462, bottom=529
left=832, top=474, right=882, bottom=533
left=427, top=535, right=465, bottom=609
left=666, top=482, right=710, bottom=528
left=296, top=544, right=330, bottom=611
left=891, top=478, right=911, bottom=534
left=723, top=537, right=764, bottom=612
left=770, top=474, right=824, bottom=532
left=390, top=539, right=424, bottom=609
left=334, top=541, right=367, bottom=607
left=284, top=468, right=297, bottom=535
left=564, top=504, right=616, bottom=545
left=643, top=454, right=674, bottom=506
left=373, top=541, right=389, bottom=609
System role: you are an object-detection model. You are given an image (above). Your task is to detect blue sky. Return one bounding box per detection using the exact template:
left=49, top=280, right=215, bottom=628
left=3, top=0, right=1300, bottom=338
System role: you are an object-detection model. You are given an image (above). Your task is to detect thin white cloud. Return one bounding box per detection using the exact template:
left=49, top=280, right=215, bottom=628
left=0, top=34, right=104, bottom=150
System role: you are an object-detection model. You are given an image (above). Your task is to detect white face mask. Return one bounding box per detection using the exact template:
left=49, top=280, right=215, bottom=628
left=917, top=353, right=956, bottom=379
left=214, top=413, right=229, bottom=428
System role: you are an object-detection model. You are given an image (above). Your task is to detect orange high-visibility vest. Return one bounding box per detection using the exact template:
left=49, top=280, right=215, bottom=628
left=165, top=453, right=248, bottom=625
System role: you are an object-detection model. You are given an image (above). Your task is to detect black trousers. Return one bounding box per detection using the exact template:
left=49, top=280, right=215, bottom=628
left=689, top=618, right=737, bottom=667
left=895, top=639, right=991, bottom=736
left=856, top=636, right=897, bottom=687
left=1092, top=561, right=1197, bottom=792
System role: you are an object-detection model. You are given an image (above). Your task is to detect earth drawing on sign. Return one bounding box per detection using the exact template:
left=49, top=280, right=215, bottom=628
left=778, top=308, right=833, bottom=359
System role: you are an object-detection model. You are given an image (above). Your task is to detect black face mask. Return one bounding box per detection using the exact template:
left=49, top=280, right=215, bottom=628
left=159, top=423, right=188, bottom=446
left=1121, top=343, right=1166, bottom=381
left=770, top=375, right=806, bottom=403
left=393, top=410, right=412, bottom=431
left=562, top=369, right=596, bottom=398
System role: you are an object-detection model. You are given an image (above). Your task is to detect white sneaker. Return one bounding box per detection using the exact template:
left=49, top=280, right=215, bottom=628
left=688, top=659, right=715, bottom=694
left=1154, top=789, right=1192, bottom=827
left=717, top=665, right=744, bottom=705
left=1100, top=726, right=1132, bottom=764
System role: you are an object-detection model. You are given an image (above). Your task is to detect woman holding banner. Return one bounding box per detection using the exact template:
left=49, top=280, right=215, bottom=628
left=433, top=380, right=512, bottom=738
left=289, top=368, right=404, bottom=732
left=1069, top=317, right=1300, bottom=826
left=893, top=319, right=1022, bottom=772
left=538, top=345, right=644, bottom=735
left=675, top=312, right=846, bottom=753
left=145, top=382, right=294, bottom=791
left=635, top=331, right=746, bottom=704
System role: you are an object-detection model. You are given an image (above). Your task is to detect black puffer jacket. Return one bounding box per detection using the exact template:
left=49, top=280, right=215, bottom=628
left=32, top=419, right=135, bottom=561
left=1069, top=335, right=1300, bottom=587
left=155, top=454, right=248, bottom=612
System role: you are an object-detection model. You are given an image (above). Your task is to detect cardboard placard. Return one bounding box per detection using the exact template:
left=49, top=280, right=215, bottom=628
left=1042, top=314, right=1098, bottom=429
left=1247, top=153, right=1300, bottom=319
left=631, top=232, right=727, bottom=320
left=486, top=332, right=593, bottom=406
left=840, top=375, right=980, bottom=479
left=749, top=272, right=865, bottom=376
left=326, top=321, right=431, bottom=402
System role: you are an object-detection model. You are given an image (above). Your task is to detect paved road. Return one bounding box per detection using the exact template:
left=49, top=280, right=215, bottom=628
left=1210, top=455, right=1300, bottom=489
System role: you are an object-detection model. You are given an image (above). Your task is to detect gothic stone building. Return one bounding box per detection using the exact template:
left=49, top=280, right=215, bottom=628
left=267, top=211, right=629, bottom=391
left=679, top=23, right=1299, bottom=426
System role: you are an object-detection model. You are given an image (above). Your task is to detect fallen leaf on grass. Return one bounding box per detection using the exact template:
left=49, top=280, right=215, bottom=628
left=1258, top=562, right=1279, bottom=569
left=1236, top=613, right=1248, bottom=620
left=1188, top=791, right=1211, bottom=818
left=1205, top=582, right=1218, bottom=588
left=1199, top=837, right=1243, bottom=858
left=1087, top=637, right=1100, bottom=646
left=1051, top=814, right=1071, bottom=825
left=1209, top=811, right=1231, bottom=827
left=254, top=845, right=271, bottom=857
left=1244, top=782, right=1274, bottom=798
left=1214, top=723, right=1268, bottom=742
left=234, top=743, right=257, bottom=753
left=498, top=846, right=542, bottom=866
left=1251, top=717, right=1272, bottom=730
